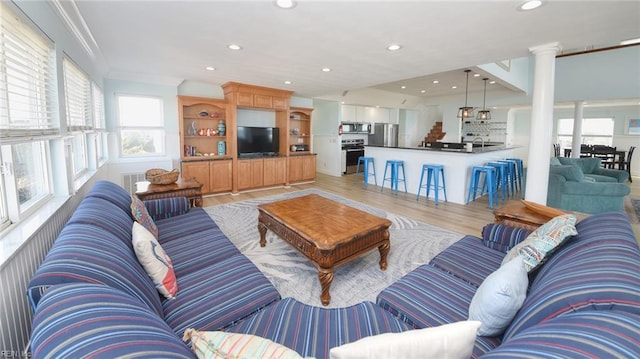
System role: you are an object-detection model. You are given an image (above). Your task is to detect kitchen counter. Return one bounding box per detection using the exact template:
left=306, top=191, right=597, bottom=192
left=364, top=145, right=517, bottom=204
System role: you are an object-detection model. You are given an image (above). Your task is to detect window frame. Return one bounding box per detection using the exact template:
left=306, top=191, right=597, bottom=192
left=116, top=94, right=166, bottom=158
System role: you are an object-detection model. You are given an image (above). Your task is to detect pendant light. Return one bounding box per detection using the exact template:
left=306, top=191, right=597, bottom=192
left=457, top=70, right=474, bottom=119
left=476, top=78, right=491, bottom=120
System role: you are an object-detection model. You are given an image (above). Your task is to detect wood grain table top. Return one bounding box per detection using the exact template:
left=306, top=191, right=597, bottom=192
left=257, top=194, right=392, bottom=250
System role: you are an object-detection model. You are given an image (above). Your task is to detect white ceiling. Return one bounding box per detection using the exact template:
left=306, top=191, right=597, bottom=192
left=60, top=1, right=640, bottom=101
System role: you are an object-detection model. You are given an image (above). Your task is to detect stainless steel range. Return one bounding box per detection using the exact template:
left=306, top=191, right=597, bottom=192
left=341, top=139, right=365, bottom=174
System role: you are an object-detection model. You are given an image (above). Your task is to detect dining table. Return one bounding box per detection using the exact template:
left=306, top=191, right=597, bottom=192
left=563, top=148, right=626, bottom=169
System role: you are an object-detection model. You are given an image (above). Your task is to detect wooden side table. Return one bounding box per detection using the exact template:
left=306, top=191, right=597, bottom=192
left=493, top=200, right=588, bottom=231
left=135, top=177, right=203, bottom=207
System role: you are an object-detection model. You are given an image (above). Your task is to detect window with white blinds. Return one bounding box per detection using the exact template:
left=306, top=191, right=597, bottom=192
left=63, top=58, right=92, bottom=131
left=0, top=2, right=57, bottom=138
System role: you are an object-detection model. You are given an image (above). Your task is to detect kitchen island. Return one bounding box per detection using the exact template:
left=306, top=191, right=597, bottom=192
left=364, top=145, right=517, bottom=205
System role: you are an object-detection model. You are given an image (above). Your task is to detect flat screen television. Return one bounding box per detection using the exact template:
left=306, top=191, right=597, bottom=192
left=237, top=126, right=280, bottom=157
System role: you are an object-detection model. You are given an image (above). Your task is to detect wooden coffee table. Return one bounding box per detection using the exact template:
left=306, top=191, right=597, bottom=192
left=257, top=194, right=392, bottom=306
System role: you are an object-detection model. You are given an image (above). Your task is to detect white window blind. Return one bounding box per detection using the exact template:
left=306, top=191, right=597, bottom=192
left=92, top=83, right=105, bottom=129
left=63, top=58, right=92, bottom=132
left=0, top=2, right=57, bottom=139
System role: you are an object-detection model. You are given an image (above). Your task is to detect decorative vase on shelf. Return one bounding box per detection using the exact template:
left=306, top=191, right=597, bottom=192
left=188, top=121, right=197, bottom=136
left=217, top=140, right=226, bottom=155
left=217, top=120, right=226, bottom=136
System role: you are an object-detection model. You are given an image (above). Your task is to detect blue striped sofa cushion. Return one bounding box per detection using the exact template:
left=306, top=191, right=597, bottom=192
left=429, top=236, right=504, bottom=287
left=66, top=196, right=135, bottom=247
left=163, top=253, right=280, bottom=336
left=376, top=264, right=501, bottom=358
left=157, top=208, right=241, bottom=278
left=30, top=283, right=195, bottom=359
left=225, top=297, right=412, bottom=359
left=85, top=180, right=136, bottom=213
left=27, top=221, right=164, bottom=317
left=504, top=211, right=640, bottom=340
left=482, top=311, right=640, bottom=358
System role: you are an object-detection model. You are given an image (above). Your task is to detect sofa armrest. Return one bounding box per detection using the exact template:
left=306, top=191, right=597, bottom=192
left=549, top=165, right=585, bottom=182
left=481, top=223, right=533, bottom=253
left=592, top=167, right=629, bottom=183
left=144, top=197, right=190, bottom=221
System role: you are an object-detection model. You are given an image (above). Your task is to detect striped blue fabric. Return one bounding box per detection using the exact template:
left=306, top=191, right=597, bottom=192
left=30, top=283, right=195, bottom=359
left=376, top=264, right=501, bottom=358
left=482, top=311, right=640, bottom=358
left=157, top=209, right=241, bottom=277
left=429, top=236, right=504, bottom=287
left=226, top=297, right=412, bottom=359
left=144, top=197, right=190, bottom=221
left=481, top=223, right=532, bottom=253
left=66, top=196, right=135, bottom=247
left=85, top=180, right=137, bottom=213
left=162, top=254, right=281, bottom=336
left=27, top=221, right=164, bottom=317
left=504, top=211, right=640, bottom=340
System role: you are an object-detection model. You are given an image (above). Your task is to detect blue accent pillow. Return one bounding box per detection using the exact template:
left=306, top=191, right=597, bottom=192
left=468, top=256, right=529, bottom=336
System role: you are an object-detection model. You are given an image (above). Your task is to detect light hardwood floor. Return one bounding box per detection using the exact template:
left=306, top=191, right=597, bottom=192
left=203, top=173, right=640, bottom=238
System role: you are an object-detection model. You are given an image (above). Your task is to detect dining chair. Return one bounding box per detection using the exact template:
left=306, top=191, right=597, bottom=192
left=620, top=146, right=635, bottom=182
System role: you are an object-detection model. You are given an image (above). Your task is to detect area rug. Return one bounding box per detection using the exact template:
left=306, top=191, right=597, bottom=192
left=632, top=198, right=640, bottom=222
left=205, top=189, right=464, bottom=308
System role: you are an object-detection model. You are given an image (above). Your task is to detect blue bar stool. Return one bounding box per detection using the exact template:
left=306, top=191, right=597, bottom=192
left=498, top=159, right=517, bottom=196
left=416, top=164, right=447, bottom=205
left=354, top=156, right=377, bottom=187
left=467, top=166, right=498, bottom=209
left=486, top=161, right=509, bottom=200
left=506, top=158, right=524, bottom=193
left=381, top=160, right=407, bottom=195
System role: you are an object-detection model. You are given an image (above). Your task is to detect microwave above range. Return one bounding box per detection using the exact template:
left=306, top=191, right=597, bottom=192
left=341, top=122, right=370, bottom=134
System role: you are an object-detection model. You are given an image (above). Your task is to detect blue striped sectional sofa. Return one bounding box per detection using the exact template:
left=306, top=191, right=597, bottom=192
left=27, top=180, right=640, bottom=358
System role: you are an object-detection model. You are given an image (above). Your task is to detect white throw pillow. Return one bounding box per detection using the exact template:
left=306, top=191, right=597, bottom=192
left=329, top=321, right=481, bottom=359
left=183, top=329, right=303, bottom=359
left=468, top=256, right=528, bottom=336
left=132, top=221, right=178, bottom=299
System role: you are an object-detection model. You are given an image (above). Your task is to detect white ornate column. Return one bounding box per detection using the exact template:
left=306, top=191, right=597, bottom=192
left=525, top=42, right=561, bottom=205
left=571, top=101, right=584, bottom=158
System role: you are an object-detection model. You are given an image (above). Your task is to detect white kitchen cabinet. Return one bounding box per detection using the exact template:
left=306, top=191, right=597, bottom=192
left=340, top=105, right=357, bottom=122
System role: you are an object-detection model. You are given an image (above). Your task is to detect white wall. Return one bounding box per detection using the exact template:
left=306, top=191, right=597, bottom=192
left=103, top=79, right=179, bottom=183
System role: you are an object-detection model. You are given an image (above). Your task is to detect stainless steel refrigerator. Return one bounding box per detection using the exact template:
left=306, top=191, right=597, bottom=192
left=368, top=123, right=399, bottom=147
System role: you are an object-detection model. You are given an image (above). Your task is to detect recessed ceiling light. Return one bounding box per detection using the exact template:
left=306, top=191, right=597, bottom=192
left=420, top=90, right=426, bottom=93
left=228, top=44, right=242, bottom=50
left=401, top=85, right=406, bottom=89
left=519, top=0, right=542, bottom=11
left=205, top=66, right=215, bottom=71
left=489, top=80, right=496, bottom=84
left=473, top=73, right=480, bottom=77
left=321, top=67, right=331, bottom=72
left=432, top=80, right=439, bottom=84
left=387, top=44, right=402, bottom=51
left=284, top=80, right=292, bottom=85
left=452, top=86, right=457, bottom=89
left=275, top=0, right=296, bottom=9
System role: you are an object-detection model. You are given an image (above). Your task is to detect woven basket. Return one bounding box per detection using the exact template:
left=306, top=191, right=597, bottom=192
left=145, top=168, right=180, bottom=185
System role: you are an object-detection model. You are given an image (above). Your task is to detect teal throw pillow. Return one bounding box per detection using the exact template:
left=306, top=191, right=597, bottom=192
left=501, top=214, right=577, bottom=272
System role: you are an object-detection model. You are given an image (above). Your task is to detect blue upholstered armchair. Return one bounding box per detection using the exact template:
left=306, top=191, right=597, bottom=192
left=547, top=157, right=630, bottom=213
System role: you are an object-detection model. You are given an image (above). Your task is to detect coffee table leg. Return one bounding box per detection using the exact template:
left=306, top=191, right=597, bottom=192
left=318, top=268, right=334, bottom=306
left=378, top=239, right=390, bottom=270
left=258, top=222, right=267, bottom=247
